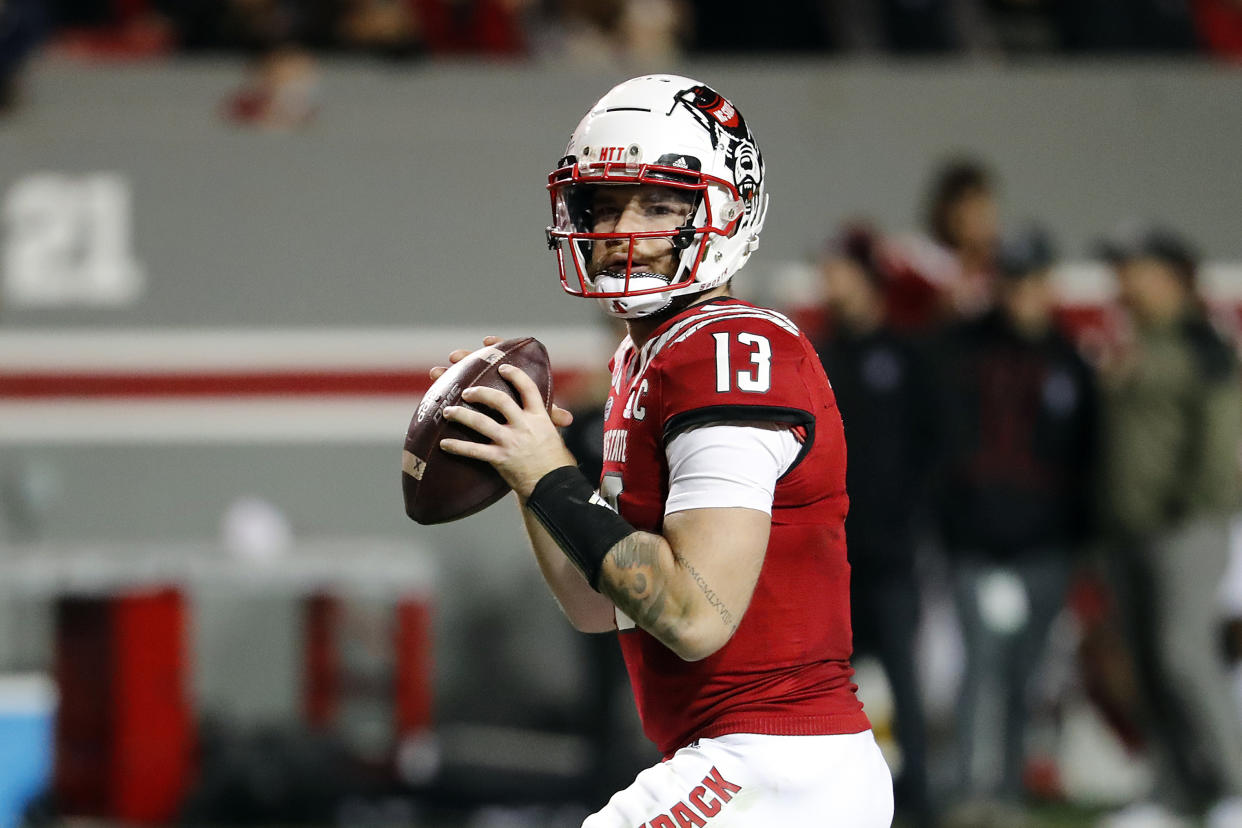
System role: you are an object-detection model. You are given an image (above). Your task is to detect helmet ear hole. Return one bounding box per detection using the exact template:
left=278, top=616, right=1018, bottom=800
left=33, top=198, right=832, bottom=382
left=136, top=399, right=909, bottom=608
left=671, top=222, right=696, bottom=250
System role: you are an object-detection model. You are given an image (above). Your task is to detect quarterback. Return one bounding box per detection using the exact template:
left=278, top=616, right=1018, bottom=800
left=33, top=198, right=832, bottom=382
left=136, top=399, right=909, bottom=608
left=436, top=75, right=894, bottom=825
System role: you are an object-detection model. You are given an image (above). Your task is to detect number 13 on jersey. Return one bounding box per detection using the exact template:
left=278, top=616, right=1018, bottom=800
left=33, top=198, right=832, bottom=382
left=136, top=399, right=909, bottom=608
left=713, top=332, right=772, bottom=393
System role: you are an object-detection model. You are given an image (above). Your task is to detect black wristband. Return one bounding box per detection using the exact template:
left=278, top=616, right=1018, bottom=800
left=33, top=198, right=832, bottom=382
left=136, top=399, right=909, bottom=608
left=525, top=465, right=637, bottom=591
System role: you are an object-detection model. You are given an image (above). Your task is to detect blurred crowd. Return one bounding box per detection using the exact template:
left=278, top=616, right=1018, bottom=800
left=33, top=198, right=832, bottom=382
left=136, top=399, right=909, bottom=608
left=4, top=0, right=1242, bottom=119
left=796, top=158, right=1242, bottom=828
left=2, top=0, right=1242, bottom=65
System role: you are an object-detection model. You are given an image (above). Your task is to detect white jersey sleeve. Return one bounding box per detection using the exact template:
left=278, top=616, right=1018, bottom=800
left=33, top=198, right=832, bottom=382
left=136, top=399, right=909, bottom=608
left=663, top=422, right=802, bottom=516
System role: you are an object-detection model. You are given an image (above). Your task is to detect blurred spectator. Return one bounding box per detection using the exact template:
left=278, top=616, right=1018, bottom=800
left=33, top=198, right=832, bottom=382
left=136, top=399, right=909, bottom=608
left=971, top=0, right=1201, bottom=54
left=46, top=0, right=528, bottom=56
left=877, top=0, right=958, bottom=51
left=0, top=0, right=47, bottom=114
left=413, top=0, right=530, bottom=57
left=559, top=0, right=687, bottom=64
left=222, top=45, right=320, bottom=129
left=815, top=224, right=937, bottom=827
left=1192, top=0, right=1242, bottom=60
left=689, top=0, right=833, bottom=51
left=223, top=45, right=320, bottom=128
left=1096, top=224, right=1242, bottom=828
left=47, top=0, right=175, bottom=57
left=886, top=158, right=1002, bottom=331
left=161, top=0, right=338, bottom=52
left=336, top=0, right=425, bottom=56
left=23, top=0, right=1237, bottom=56
left=933, top=225, right=1097, bottom=819
left=924, top=158, right=1001, bottom=319
left=977, top=0, right=1062, bottom=53
left=1056, top=0, right=1199, bottom=53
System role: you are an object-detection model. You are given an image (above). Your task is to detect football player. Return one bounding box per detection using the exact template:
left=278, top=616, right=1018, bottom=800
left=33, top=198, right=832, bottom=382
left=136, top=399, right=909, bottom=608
left=435, top=75, right=893, bottom=825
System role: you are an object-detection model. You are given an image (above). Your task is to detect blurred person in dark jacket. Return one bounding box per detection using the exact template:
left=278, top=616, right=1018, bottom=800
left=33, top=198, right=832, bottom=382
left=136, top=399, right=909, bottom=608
left=934, top=225, right=1097, bottom=818
left=1096, top=225, right=1242, bottom=828
left=816, top=224, right=937, bottom=828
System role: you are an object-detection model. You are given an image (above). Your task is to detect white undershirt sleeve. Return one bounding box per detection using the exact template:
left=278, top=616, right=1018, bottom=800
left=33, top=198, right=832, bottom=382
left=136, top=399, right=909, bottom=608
left=663, top=421, right=804, bottom=517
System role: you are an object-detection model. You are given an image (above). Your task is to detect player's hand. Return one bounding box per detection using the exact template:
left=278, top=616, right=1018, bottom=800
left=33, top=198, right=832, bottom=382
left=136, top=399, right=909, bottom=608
left=439, top=362, right=577, bottom=498
left=430, top=335, right=503, bottom=381
left=430, top=337, right=574, bottom=428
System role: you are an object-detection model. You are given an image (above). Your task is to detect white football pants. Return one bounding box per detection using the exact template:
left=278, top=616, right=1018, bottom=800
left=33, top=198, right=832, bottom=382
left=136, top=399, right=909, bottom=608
left=582, top=730, right=894, bottom=827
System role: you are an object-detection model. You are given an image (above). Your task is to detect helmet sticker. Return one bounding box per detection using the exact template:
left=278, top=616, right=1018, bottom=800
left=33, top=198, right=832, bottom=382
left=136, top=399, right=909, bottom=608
left=671, top=84, right=763, bottom=216
left=726, top=140, right=761, bottom=210
left=670, top=85, right=750, bottom=148
left=654, top=152, right=702, bottom=172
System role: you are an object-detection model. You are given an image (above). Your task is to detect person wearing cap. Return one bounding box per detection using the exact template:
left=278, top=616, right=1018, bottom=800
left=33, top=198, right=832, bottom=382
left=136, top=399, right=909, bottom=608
left=816, top=223, right=937, bottom=828
left=1096, top=224, right=1242, bottom=828
left=932, top=225, right=1098, bottom=821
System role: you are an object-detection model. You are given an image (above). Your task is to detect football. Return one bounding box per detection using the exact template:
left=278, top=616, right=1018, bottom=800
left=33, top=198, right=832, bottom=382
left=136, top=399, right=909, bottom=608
left=402, top=337, right=553, bottom=525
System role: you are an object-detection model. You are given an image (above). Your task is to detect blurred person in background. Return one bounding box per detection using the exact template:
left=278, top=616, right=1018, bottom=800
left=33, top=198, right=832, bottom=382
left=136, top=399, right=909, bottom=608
left=688, top=0, right=834, bottom=51
left=817, top=224, right=938, bottom=828
left=558, top=0, right=688, bottom=64
left=922, top=159, right=1000, bottom=320
left=223, top=43, right=321, bottom=128
left=1191, top=0, right=1242, bottom=60
left=886, top=158, right=1002, bottom=332
left=0, top=0, right=47, bottom=114
left=1055, top=0, right=1199, bottom=53
left=1096, top=225, right=1242, bottom=828
left=965, top=0, right=1200, bottom=54
left=336, top=0, right=425, bottom=56
left=44, top=0, right=174, bottom=55
left=873, top=0, right=958, bottom=51
left=933, top=225, right=1097, bottom=824
left=408, top=0, right=531, bottom=56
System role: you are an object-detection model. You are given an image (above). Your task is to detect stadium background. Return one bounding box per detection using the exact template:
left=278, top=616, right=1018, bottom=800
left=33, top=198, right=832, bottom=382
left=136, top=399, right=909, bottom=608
left=1, top=4, right=1242, bottom=826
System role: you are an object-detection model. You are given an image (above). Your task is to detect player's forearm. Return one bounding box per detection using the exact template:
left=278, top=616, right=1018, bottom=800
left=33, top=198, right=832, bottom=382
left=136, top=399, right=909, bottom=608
left=518, top=499, right=616, bottom=632
left=523, top=466, right=742, bottom=659
left=598, top=533, right=736, bottom=662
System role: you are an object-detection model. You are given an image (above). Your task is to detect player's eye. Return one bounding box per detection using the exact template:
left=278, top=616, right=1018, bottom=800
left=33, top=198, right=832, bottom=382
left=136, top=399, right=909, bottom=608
left=591, top=205, right=621, bottom=228
left=646, top=203, right=682, bottom=217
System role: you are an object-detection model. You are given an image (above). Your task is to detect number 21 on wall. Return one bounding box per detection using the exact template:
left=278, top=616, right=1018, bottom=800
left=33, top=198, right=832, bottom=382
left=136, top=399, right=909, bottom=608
left=713, top=331, right=771, bottom=393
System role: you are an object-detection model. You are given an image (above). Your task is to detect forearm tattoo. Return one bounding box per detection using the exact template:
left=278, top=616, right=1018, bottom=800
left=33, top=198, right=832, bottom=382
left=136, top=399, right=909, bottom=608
left=673, top=550, right=736, bottom=631
left=603, top=533, right=673, bottom=634
left=601, top=534, right=737, bottom=645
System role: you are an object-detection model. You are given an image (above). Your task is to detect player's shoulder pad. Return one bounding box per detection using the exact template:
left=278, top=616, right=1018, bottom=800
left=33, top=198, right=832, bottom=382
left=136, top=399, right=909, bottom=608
left=640, top=301, right=803, bottom=370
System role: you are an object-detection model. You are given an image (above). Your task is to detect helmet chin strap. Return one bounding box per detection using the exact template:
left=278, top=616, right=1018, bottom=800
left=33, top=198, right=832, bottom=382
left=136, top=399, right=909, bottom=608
left=592, top=271, right=674, bottom=319
left=590, top=231, right=708, bottom=319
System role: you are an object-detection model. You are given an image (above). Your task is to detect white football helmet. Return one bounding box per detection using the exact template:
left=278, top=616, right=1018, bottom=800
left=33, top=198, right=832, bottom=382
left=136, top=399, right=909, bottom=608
left=546, top=75, right=769, bottom=319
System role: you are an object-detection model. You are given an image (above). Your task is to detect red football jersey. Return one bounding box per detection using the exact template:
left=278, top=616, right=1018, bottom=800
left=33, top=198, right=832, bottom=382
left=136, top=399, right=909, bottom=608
left=600, top=297, right=870, bottom=757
